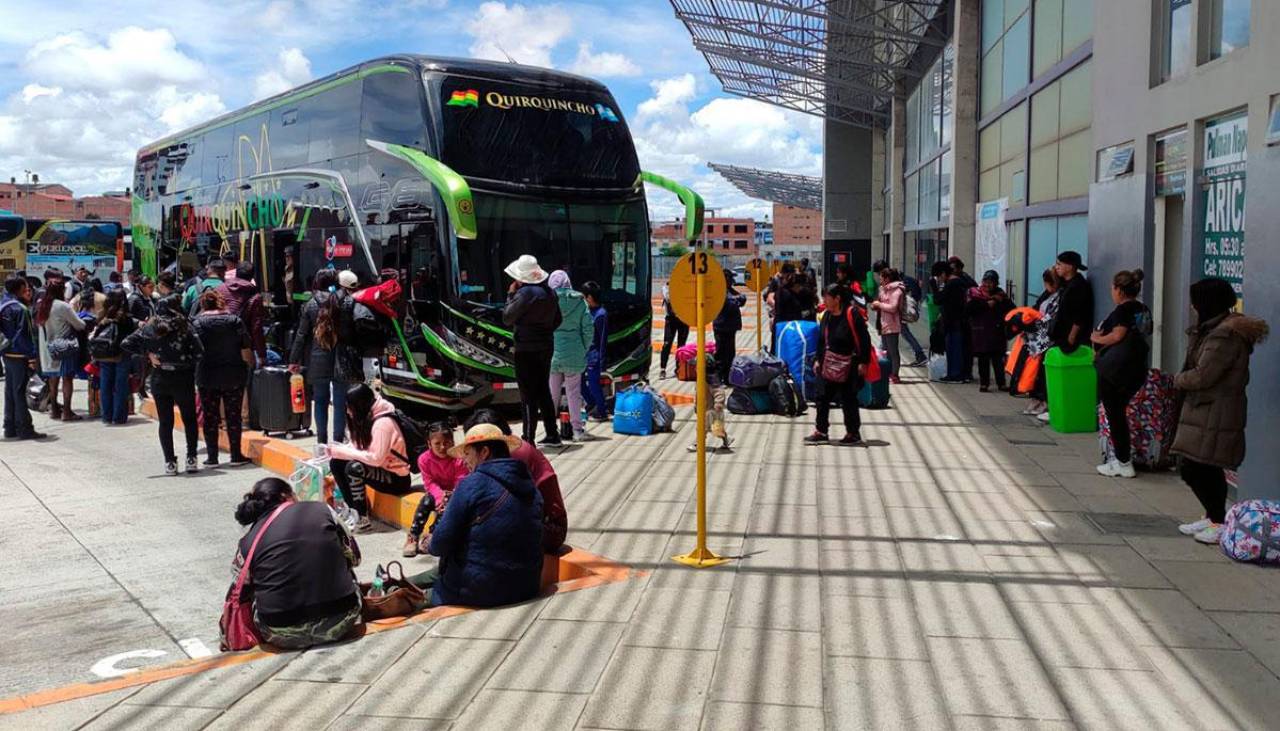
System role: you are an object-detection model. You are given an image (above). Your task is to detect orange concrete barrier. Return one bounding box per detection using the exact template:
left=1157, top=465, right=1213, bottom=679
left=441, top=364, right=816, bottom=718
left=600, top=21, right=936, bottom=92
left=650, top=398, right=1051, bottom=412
left=0, top=546, right=641, bottom=716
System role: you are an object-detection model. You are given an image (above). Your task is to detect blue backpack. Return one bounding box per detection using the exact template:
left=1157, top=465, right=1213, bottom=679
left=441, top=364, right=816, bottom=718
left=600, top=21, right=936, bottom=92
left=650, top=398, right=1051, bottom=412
left=613, top=385, right=654, bottom=436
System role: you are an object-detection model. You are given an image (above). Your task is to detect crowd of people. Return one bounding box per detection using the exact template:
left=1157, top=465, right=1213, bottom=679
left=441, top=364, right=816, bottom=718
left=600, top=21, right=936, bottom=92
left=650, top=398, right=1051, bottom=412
left=3, top=248, right=1272, bottom=652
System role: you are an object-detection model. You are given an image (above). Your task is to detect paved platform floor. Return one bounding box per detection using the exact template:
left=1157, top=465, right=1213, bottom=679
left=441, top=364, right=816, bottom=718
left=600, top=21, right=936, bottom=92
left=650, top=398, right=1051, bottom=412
left=4, top=351, right=1280, bottom=729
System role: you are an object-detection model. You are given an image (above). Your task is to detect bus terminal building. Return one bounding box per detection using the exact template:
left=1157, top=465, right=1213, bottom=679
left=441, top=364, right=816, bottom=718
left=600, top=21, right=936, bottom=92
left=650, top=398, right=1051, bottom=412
left=674, top=0, right=1279, bottom=501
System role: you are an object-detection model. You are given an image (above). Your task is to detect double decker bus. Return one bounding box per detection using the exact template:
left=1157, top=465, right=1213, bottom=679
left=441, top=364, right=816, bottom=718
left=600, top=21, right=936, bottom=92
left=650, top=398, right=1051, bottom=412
left=133, top=55, right=702, bottom=411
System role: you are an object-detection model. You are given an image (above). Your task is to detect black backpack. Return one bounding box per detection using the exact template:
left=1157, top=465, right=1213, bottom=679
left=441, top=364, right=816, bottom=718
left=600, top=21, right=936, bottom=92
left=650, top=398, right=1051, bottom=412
left=377, top=409, right=428, bottom=474
left=352, top=302, right=387, bottom=356
left=768, top=373, right=807, bottom=417
left=89, top=321, right=121, bottom=360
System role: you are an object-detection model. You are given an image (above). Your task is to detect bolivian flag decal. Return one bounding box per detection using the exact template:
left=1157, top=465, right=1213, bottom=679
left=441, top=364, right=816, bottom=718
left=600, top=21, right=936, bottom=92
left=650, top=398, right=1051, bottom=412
left=447, top=89, right=479, bottom=108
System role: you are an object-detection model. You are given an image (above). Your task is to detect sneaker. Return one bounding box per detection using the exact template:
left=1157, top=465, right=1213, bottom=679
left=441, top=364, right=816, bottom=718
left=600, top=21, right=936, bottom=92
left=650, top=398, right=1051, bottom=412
left=202, top=457, right=220, bottom=467
left=539, top=435, right=564, bottom=448
left=1193, top=523, right=1223, bottom=545
left=1178, top=517, right=1213, bottom=536
left=354, top=516, right=373, bottom=534
left=803, top=431, right=829, bottom=444
left=228, top=454, right=252, bottom=466
left=720, top=434, right=735, bottom=451
left=572, top=429, right=587, bottom=442
left=1037, top=411, right=1051, bottom=423
left=908, top=356, right=928, bottom=367
left=890, top=376, right=902, bottom=385
left=839, top=433, right=864, bottom=446
left=165, top=461, right=178, bottom=476
left=402, top=535, right=418, bottom=558
left=185, top=456, right=199, bottom=474
left=17, top=431, right=47, bottom=440
left=979, top=386, right=990, bottom=393
left=1096, top=460, right=1136, bottom=478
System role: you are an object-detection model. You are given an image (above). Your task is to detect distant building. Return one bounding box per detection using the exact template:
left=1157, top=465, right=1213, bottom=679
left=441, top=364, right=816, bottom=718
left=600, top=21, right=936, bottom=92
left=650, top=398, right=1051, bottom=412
left=0, top=183, right=131, bottom=225
left=653, top=212, right=755, bottom=251
left=772, top=204, right=822, bottom=246
left=754, top=220, right=773, bottom=247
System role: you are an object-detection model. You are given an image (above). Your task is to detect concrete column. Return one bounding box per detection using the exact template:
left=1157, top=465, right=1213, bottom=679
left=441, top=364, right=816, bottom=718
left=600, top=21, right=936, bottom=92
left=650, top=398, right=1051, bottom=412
left=871, top=125, right=886, bottom=249
left=823, top=119, right=874, bottom=279
left=890, top=95, right=907, bottom=270
left=948, top=0, right=981, bottom=268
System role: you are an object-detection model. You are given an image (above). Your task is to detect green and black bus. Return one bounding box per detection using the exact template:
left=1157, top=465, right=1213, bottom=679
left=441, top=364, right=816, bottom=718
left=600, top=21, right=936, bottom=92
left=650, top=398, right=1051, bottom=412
left=133, top=55, right=703, bottom=410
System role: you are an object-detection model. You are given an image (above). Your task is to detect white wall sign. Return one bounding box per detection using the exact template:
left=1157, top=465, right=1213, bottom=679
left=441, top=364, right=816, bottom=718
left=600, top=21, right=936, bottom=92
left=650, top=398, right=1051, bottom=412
left=975, top=198, right=1009, bottom=283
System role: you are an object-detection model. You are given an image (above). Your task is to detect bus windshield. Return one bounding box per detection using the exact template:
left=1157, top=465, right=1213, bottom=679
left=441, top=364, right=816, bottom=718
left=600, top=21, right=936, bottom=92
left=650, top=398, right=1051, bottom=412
left=437, top=76, right=639, bottom=189
left=454, top=194, right=648, bottom=314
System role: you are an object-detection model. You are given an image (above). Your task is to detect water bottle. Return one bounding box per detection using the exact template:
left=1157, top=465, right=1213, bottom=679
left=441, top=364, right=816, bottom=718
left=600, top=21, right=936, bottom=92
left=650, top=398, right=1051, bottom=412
left=289, top=372, right=306, bottom=414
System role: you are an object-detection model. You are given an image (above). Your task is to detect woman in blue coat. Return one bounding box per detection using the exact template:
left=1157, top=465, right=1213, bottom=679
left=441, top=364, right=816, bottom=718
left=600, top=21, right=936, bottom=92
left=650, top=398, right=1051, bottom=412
left=425, top=423, right=544, bottom=607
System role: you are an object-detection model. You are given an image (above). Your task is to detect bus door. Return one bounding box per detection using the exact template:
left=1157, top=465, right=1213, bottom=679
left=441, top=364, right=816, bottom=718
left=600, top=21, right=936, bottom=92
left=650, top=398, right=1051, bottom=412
left=267, top=230, right=301, bottom=354
left=392, top=222, right=441, bottom=327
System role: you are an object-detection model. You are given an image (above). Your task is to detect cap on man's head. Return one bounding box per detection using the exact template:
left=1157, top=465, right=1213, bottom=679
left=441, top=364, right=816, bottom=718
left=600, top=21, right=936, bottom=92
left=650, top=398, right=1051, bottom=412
left=1056, top=251, right=1088, bottom=271
left=338, top=270, right=359, bottom=289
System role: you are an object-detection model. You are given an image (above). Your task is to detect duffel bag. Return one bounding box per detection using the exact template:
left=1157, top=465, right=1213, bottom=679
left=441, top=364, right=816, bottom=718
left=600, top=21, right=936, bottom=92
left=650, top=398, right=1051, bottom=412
left=1220, top=499, right=1280, bottom=564
left=1098, top=369, right=1177, bottom=469
left=638, top=383, right=676, bottom=432
left=727, top=387, right=773, bottom=415
left=675, top=341, right=715, bottom=363
left=729, top=351, right=786, bottom=389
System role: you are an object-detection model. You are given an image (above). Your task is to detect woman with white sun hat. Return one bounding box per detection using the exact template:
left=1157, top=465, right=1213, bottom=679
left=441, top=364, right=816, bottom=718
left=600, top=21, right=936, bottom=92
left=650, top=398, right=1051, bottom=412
left=501, top=255, right=563, bottom=446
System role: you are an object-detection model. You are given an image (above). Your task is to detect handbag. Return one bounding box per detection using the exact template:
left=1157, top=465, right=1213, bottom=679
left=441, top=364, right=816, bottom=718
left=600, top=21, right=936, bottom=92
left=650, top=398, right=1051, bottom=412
left=360, top=560, right=427, bottom=621
left=220, top=503, right=292, bottom=651
left=48, top=336, right=79, bottom=362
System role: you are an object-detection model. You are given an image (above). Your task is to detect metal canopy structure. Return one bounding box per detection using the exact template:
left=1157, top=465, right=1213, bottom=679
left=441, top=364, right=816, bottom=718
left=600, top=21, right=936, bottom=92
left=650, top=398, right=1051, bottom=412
left=708, top=162, right=823, bottom=210
left=670, top=0, right=949, bottom=128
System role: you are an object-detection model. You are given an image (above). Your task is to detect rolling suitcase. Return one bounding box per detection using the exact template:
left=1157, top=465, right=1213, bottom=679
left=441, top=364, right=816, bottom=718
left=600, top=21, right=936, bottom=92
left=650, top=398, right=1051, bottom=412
left=251, top=367, right=312, bottom=438
left=858, top=351, right=892, bottom=409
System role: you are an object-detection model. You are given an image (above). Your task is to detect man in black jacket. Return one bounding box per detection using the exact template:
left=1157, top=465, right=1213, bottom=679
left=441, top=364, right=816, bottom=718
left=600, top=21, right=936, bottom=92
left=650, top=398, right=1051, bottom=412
left=502, top=255, right=563, bottom=446
left=1051, top=251, right=1093, bottom=354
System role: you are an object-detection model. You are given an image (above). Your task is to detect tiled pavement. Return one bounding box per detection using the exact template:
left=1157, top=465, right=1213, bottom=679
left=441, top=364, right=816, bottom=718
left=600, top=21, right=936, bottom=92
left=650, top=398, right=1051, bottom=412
left=7, top=345, right=1280, bottom=729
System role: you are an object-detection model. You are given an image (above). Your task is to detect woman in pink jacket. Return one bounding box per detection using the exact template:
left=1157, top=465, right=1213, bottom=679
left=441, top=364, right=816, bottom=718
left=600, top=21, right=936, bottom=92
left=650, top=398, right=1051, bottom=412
left=403, top=422, right=469, bottom=557
left=326, top=384, right=411, bottom=533
left=869, top=268, right=906, bottom=383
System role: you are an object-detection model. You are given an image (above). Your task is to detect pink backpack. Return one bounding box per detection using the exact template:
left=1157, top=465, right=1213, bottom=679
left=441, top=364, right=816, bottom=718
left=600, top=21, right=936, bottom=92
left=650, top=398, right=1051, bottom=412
left=1220, top=499, right=1280, bottom=564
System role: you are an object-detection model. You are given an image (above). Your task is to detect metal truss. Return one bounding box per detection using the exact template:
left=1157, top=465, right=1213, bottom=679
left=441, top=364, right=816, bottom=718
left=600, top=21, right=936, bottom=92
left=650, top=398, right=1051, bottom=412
left=671, top=0, right=949, bottom=128
left=708, top=162, right=823, bottom=210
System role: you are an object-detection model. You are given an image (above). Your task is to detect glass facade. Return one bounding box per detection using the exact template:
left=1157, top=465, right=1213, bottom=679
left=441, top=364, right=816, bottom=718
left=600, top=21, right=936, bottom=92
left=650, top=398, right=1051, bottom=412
left=1028, top=61, right=1092, bottom=203
left=1209, top=0, right=1251, bottom=60
left=905, top=46, right=954, bottom=229
left=1163, top=0, right=1193, bottom=79
left=1026, top=214, right=1087, bottom=301
left=981, top=0, right=1033, bottom=116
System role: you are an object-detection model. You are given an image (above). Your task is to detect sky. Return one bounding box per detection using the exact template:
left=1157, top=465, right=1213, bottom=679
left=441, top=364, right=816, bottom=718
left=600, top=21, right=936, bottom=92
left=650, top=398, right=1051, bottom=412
left=0, top=0, right=824, bottom=221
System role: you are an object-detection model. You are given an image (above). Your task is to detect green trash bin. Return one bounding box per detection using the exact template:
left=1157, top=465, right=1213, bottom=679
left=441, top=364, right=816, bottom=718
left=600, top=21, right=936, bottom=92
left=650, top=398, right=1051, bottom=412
left=1044, top=346, right=1098, bottom=433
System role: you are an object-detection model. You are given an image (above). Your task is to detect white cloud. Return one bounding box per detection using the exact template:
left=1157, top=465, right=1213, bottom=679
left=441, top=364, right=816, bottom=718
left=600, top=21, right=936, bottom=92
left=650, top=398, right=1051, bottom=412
left=23, top=27, right=206, bottom=92
left=467, top=2, right=572, bottom=68
left=0, top=27, right=225, bottom=196
left=637, top=74, right=697, bottom=118
left=631, top=79, right=823, bottom=221
left=252, top=47, right=313, bottom=101
left=568, top=42, right=640, bottom=78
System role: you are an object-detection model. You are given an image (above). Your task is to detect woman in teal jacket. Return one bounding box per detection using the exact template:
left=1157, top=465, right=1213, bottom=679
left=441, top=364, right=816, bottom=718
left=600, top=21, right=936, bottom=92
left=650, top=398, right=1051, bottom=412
left=547, top=270, right=593, bottom=441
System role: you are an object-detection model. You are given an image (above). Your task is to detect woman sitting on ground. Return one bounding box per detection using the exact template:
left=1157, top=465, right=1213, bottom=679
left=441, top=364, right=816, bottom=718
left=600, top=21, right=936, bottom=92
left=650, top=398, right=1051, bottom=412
left=403, top=421, right=468, bottom=558
left=422, top=423, right=544, bottom=607
left=464, top=408, right=568, bottom=553
left=325, top=383, right=413, bottom=533
left=229, top=477, right=361, bottom=649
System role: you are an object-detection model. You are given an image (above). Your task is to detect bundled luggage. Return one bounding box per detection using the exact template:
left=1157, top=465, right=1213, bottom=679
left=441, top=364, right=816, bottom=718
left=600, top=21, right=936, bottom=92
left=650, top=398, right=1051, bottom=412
left=729, top=351, right=786, bottom=389
left=767, top=373, right=807, bottom=417
left=727, top=386, right=774, bottom=415
left=676, top=349, right=716, bottom=382
left=635, top=382, right=676, bottom=432
left=251, top=367, right=313, bottom=438
left=775, top=320, right=820, bottom=400
left=1220, top=499, right=1280, bottom=564
left=1097, top=369, right=1177, bottom=469
left=858, top=349, right=893, bottom=409
left=612, top=385, right=654, bottom=436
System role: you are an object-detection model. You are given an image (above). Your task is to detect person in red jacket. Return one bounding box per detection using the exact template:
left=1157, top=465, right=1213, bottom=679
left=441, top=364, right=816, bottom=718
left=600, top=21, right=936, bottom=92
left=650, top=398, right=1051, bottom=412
left=217, top=262, right=267, bottom=366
